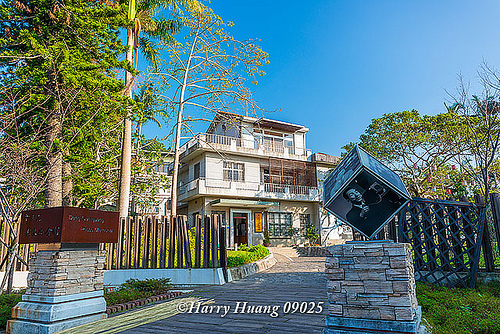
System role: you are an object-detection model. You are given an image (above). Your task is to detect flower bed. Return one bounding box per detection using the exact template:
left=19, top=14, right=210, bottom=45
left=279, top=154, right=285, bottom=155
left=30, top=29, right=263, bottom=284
left=104, top=278, right=172, bottom=313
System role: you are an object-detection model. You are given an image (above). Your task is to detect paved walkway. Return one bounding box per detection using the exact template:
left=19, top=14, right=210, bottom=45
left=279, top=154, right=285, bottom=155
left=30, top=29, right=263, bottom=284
left=61, top=250, right=328, bottom=334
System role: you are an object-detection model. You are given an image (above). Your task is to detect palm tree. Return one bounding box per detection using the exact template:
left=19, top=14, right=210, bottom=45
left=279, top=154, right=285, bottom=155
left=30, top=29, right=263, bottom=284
left=117, top=0, right=199, bottom=217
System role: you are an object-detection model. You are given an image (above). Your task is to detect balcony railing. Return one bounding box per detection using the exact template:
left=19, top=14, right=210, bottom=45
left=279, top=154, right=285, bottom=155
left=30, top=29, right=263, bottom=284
left=179, top=133, right=311, bottom=160
left=178, top=178, right=200, bottom=195
left=205, top=133, right=241, bottom=147
left=177, top=177, right=319, bottom=201
left=263, top=183, right=313, bottom=195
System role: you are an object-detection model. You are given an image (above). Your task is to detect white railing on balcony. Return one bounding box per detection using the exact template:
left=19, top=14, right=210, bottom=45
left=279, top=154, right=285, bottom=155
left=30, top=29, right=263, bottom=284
left=261, top=143, right=286, bottom=154
left=205, top=133, right=241, bottom=147
left=183, top=133, right=310, bottom=159
left=178, top=178, right=199, bottom=195
left=177, top=177, right=319, bottom=201
left=263, top=183, right=316, bottom=196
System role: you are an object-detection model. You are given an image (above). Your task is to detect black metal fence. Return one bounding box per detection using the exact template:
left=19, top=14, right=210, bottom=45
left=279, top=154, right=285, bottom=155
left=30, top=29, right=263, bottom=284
left=398, top=197, right=485, bottom=288
left=355, top=194, right=500, bottom=288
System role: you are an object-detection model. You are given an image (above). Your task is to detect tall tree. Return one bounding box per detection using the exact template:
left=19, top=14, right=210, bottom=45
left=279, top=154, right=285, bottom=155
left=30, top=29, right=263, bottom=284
left=129, top=83, right=170, bottom=215
left=155, top=4, right=269, bottom=216
left=0, top=0, right=132, bottom=290
left=117, top=0, right=199, bottom=217
left=344, top=110, right=469, bottom=198
left=0, top=0, right=132, bottom=208
left=449, top=64, right=500, bottom=201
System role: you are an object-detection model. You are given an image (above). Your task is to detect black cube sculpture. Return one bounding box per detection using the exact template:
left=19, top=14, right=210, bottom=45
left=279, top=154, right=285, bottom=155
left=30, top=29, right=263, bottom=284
left=323, top=146, right=411, bottom=239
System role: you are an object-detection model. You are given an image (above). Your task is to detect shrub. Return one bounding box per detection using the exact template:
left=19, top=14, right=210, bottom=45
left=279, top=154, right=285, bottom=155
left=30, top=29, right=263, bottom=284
left=305, top=223, right=319, bottom=245
left=120, top=278, right=171, bottom=294
left=104, top=289, right=147, bottom=307
left=0, top=291, right=23, bottom=330
left=104, top=278, right=171, bottom=307
left=227, top=244, right=270, bottom=267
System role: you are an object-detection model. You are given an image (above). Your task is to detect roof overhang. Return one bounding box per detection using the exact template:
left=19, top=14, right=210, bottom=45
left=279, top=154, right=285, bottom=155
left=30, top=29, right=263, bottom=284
left=254, top=118, right=307, bottom=133
left=209, top=199, right=279, bottom=208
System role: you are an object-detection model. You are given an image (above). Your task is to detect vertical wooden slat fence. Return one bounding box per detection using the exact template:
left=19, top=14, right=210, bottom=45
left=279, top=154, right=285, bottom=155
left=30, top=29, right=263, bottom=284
left=211, top=214, right=219, bottom=268
left=0, top=217, right=34, bottom=273
left=203, top=216, right=211, bottom=267
left=168, top=216, right=175, bottom=269
left=194, top=215, right=201, bottom=268
left=100, top=214, right=226, bottom=271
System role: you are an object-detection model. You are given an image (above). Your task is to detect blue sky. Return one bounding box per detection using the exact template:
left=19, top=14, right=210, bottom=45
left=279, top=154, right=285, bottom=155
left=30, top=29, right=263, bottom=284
left=142, top=0, right=500, bottom=156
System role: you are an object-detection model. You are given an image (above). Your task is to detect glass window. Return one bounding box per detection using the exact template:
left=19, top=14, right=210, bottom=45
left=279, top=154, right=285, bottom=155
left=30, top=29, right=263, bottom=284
left=284, top=139, right=294, bottom=154
left=194, top=162, right=200, bottom=179
left=267, top=212, right=293, bottom=238
left=223, top=162, right=245, bottom=182
left=300, top=214, right=310, bottom=236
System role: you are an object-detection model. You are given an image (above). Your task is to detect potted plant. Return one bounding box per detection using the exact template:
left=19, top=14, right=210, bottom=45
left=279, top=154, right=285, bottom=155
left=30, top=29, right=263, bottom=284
left=263, top=225, right=271, bottom=247
left=305, top=223, right=319, bottom=246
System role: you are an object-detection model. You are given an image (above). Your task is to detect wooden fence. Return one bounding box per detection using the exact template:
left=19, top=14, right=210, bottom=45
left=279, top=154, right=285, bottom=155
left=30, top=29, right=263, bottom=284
left=398, top=197, right=485, bottom=288
left=103, top=214, right=227, bottom=275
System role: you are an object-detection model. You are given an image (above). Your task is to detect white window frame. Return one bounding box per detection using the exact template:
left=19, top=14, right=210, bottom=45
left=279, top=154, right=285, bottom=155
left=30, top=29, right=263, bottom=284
left=223, top=161, right=245, bottom=182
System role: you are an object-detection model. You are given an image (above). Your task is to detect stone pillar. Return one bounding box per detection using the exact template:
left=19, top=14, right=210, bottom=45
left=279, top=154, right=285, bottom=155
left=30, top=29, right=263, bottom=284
left=322, top=241, right=422, bottom=334
left=7, top=244, right=106, bottom=334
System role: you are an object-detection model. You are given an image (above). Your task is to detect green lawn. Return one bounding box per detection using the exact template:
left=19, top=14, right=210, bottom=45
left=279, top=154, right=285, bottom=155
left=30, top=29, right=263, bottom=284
left=417, top=281, right=500, bottom=334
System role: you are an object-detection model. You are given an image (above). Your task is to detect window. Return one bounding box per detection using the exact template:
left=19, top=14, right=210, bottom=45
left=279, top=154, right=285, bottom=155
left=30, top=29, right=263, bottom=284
left=284, top=138, right=294, bottom=154
left=223, top=162, right=245, bottom=182
left=300, top=214, right=310, bottom=236
left=194, top=162, right=200, bottom=179
left=267, top=212, right=293, bottom=238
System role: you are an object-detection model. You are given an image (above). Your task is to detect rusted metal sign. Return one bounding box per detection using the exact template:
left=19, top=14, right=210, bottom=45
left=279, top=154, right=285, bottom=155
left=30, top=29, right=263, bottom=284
left=19, top=207, right=119, bottom=244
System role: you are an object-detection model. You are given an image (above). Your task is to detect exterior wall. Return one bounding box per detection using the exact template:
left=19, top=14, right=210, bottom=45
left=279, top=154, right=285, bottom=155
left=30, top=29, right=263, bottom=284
left=240, top=123, right=255, bottom=148
left=205, top=152, right=261, bottom=188
left=183, top=195, right=321, bottom=248
left=185, top=197, right=204, bottom=227
left=293, top=133, right=305, bottom=156
left=172, top=115, right=348, bottom=247
left=267, top=201, right=317, bottom=247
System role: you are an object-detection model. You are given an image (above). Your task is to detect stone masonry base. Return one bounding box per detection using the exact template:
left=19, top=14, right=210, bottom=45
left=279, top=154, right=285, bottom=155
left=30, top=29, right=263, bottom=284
left=322, top=241, right=421, bottom=334
left=7, top=246, right=106, bottom=334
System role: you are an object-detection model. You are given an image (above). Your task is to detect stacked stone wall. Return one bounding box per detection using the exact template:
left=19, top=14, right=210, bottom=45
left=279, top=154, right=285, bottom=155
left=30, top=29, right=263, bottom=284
left=325, top=242, right=418, bottom=322
left=26, top=249, right=105, bottom=296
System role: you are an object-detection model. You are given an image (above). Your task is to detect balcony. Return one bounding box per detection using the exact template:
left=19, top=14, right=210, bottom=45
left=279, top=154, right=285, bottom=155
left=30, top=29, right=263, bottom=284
left=178, top=133, right=312, bottom=161
left=178, top=177, right=320, bottom=203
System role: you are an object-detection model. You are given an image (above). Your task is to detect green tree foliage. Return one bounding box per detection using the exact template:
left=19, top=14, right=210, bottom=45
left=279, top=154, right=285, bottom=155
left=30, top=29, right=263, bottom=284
left=344, top=110, right=470, bottom=198
left=0, top=0, right=135, bottom=209
left=117, top=0, right=199, bottom=217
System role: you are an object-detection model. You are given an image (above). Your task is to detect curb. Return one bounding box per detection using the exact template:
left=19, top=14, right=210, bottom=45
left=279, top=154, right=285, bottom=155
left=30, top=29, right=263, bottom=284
left=106, top=291, right=184, bottom=314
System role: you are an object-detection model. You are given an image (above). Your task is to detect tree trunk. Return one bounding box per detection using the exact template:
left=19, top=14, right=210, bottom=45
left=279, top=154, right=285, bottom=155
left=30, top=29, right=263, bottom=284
left=62, top=160, right=73, bottom=206
left=118, top=27, right=134, bottom=217
left=170, top=103, right=183, bottom=217
left=44, top=107, right=63, bottom=208
left=170, top=26, right=200, bottom=218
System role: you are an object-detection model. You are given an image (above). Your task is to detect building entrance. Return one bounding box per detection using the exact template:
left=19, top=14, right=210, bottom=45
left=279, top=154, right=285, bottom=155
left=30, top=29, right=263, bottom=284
left=233, top=213, right=248, bottom=246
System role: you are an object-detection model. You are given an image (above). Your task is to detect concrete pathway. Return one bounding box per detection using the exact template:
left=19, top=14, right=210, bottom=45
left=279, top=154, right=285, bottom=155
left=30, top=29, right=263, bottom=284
left=61, top=249, right=328, bottom=334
